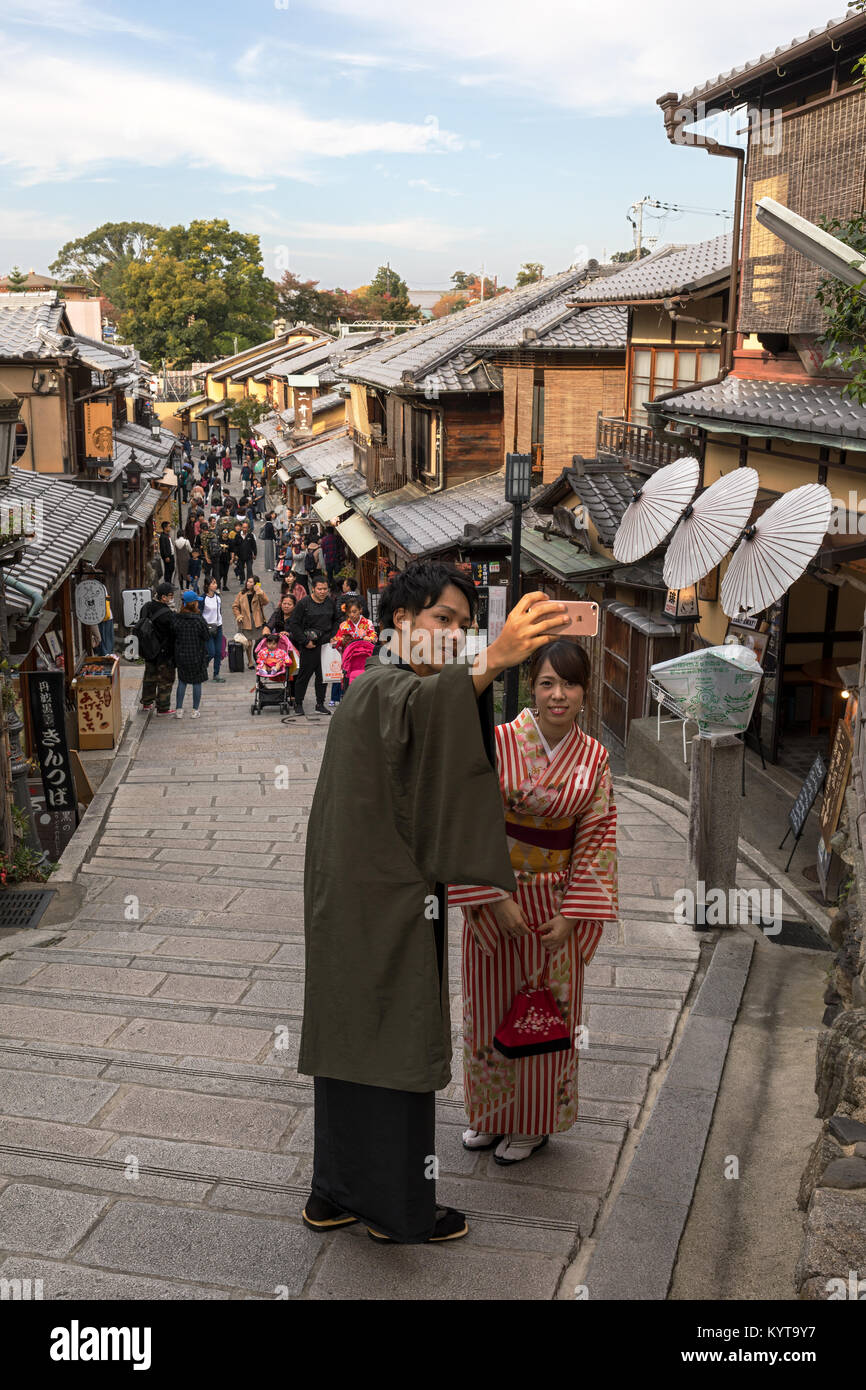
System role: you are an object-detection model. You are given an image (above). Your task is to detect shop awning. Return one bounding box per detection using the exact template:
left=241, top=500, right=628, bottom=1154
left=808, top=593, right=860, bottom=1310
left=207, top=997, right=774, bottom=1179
left=337, top=512, right=379, bottom=557
left=313, top=489, right=351, bottom=523
left=294, top=474, right=315, bottom=492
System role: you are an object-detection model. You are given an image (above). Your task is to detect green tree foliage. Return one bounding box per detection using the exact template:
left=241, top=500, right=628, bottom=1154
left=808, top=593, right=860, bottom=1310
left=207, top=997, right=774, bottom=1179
left=816, top=211, right=866, bottom=403
left=275, top=271, right=365, bottom=330
left=358, top=265, right=418, bottom=320
left=119, top=219, right=276, bottom=366
left=610, top=247, right=650, bottom=262
left=228, top=396, right=272, bottom=441
left=5, top=266, right=29, bottom=289
left=515, top=262, right=544, bottom=286
left=450, top=270, right=474, bottom=291
left=49, top=221, right=160, bottom=308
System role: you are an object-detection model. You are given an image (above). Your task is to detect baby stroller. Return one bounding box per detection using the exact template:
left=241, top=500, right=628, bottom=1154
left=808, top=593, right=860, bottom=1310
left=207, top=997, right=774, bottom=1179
left=251, top=632, right=299, bottom=716
left=341, top=638, right=375, bottom=691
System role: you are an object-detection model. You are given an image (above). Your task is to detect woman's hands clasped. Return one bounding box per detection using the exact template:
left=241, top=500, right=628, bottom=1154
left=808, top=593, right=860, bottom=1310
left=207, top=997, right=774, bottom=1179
left=491, top=897, right=533, bottom=939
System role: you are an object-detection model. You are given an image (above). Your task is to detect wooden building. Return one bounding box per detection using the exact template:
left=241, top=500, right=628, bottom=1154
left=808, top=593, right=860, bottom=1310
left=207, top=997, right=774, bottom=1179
left=652, top=12, right=866, bottom=769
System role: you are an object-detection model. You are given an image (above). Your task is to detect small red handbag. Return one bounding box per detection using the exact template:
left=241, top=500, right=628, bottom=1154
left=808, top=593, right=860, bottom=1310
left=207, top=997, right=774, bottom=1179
left=493, top=944, right=572, bottom=1059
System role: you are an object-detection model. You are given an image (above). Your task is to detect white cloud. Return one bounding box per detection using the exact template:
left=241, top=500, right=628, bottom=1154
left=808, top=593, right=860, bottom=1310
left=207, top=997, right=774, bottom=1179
left=306, top=0, right=834, bottom=112
left=266, top=218, right=485, bottom=253
left=0, top=208, right=79, bottom=242
left=408, top=178, right=460, bottom=197
left=221, top=182, right=277, bottom=194
left=234, top=39, right=431, bottom=79
left=3, top=0, right=170, bottom=43
left=0, top=45, right=463, bottom=184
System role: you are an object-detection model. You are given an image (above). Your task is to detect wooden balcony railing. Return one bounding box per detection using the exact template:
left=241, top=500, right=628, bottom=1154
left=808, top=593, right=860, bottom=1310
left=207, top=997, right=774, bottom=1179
left=351, top=427, right=406, bottom=492
left=596, top=415, right=695, bottom=474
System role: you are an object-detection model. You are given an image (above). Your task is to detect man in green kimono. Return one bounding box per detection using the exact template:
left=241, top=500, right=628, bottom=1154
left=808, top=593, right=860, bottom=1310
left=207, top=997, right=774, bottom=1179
left=299, top=561, right=569, bottom=1244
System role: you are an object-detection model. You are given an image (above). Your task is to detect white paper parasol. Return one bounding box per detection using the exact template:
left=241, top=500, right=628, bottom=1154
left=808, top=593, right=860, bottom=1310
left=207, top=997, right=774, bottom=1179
left=613, top=456, right=701, bottom=563
left=663, top=468, right=759, bottom=589
left=720, top=483, right=832, bottom=616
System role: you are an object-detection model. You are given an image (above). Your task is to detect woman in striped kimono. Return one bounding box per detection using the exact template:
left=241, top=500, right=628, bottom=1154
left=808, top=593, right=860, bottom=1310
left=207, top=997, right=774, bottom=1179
left=451, top=639, right=618, bottom=1165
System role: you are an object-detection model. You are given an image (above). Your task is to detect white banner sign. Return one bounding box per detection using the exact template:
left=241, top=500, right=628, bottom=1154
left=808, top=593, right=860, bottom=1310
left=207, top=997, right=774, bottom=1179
left=122, top=589, right=152, bottom=627
left=487, top=585, right=507, bottom=643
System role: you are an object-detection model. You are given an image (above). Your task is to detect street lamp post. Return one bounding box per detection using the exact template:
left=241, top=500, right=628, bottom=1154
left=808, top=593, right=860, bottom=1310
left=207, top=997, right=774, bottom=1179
left=503, top=452, right=532, bottom=722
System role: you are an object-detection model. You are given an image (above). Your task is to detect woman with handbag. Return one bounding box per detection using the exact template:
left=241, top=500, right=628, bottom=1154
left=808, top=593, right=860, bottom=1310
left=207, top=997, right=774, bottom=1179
left=232, top=575, right=268, bottom=670
left=201, top=576, right=226, bottom=682
left=452, top=639, right=618, bottom=1166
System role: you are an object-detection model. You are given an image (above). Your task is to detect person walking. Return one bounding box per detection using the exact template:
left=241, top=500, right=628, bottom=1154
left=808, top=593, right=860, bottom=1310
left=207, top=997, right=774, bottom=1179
left=137, top=581, right=176, bottom=716
left=290, top=539, right=310, bottom=596
left=232, top=575, right=269, bottom=669
left=172, top=590, right=210, bottom=719
left=453, top=639, right=618, bottom=1166
left=175, top=529, right=192, bottom=588
left=188, top=542, right=202, bottom=595
left=222, top=449, right=232, bottom=486
left=200, top=518, right=220, bottom=591
left=240, top=460, right=252, bottom=488
left=252, top=481, right=266, bottom=518
left=319, top=524, right=340, bottom=588
left=201, top=576, right=226, bottom=683
left=262, top=591, right=296, bottom=636
left=158, top=522, right=175, bottom=584
left=233, top=521, right=257, bottom=583
left=288, top=573, right=338, bottom=717
left=260, top=513, right=277, bottom=574
left=235, top=440, right=244, bottom=469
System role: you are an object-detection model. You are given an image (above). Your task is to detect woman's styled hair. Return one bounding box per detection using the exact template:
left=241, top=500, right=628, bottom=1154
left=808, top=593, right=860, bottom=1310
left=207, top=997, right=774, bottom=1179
left=528, top=639, right=591, bottom=693
left=377, top=561, right=478, bottom=633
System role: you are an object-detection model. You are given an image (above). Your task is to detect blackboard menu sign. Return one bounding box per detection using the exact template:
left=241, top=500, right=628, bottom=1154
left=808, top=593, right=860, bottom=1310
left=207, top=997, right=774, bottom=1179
left=788, top=755, right=826, bottom=839
left=820, top=719, right=853, bottom=850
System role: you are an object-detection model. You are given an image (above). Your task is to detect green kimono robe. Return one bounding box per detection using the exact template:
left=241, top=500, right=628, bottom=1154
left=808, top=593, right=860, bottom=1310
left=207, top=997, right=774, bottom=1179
left=298, top=658, right=516, bottom=1093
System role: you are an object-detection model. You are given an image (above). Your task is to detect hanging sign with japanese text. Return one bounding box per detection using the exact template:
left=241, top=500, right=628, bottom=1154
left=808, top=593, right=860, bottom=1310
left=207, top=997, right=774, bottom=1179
left=27, top=670, right=78, bottom=821
left=122, top=589, right=152, bottom=627
left=74, top=579, right=107, bottom=626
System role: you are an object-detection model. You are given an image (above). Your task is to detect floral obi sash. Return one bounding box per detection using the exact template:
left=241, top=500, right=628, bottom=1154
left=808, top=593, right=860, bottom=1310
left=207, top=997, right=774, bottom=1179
left=504, top=811, right=575, bottom=878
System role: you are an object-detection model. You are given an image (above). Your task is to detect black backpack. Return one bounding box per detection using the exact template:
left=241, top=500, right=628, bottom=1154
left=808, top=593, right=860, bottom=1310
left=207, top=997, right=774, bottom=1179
left=135, top=613, right=162, bottom=662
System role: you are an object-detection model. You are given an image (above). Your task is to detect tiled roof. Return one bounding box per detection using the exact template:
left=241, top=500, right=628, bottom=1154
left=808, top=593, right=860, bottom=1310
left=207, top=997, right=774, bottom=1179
left=515, top=527, right=618, bottom=582
left=570, top=235, right=731, bottom=304
left=3, top=467, right=113, bottom=615
left=0, top=296, right=67, bottom=357
left=469, top=303, right=626, bottom=352
left=647, top=375, right=866, bottom=449
left=566, top=466, right=635, bottom=547
left=677, top=14, right=860, bottom=106
left=285, top=431, right=354, bottom=481
left=72, top=333, right=137, bottom=376
left=339, top=265, right=600, bottom=393
left=263, top=332, right=384, bottom=380
left=329, top=466, right=368, bottom=501
left=208, top=330, right=331, bottom=382
left=112, top=421, right=178, bottom=475
left=370, top=470, right=515, bottom=555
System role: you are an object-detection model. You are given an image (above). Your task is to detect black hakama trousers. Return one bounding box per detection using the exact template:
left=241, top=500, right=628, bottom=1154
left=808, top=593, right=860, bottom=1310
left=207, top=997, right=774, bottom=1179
left=311, top=1076, right=436, bottom=1242
left=309, top=875, right=447, bottom=1243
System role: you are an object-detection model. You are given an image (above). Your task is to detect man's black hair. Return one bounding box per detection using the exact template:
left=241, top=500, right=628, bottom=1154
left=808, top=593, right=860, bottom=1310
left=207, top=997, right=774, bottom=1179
left=377, top=561, right=477, bottom=633
left=160, top=521, right=170, bottom=530
left=310, top=572, right=328, bottom=587
left=155, top=581, right=174, bottom=599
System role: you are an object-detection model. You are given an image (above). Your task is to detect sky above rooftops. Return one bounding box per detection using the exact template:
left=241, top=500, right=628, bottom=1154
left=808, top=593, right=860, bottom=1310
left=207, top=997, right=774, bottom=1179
left=0, top=0, right=833, bottom=290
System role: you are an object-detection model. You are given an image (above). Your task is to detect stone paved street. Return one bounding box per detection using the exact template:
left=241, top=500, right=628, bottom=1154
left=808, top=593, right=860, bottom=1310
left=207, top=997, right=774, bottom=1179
left=0, top=662, right=807, bottom=1299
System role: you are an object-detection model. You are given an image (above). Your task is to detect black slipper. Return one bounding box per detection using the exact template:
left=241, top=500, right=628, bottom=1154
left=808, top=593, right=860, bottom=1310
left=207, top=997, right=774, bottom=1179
left=302, top=1193, right=359, bottom=1230
left=367, top=1206, right=468, bottom=1244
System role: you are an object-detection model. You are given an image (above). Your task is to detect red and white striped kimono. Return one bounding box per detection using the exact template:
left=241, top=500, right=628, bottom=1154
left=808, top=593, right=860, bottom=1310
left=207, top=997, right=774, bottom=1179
left=450, top=708, right=618, bottom=1135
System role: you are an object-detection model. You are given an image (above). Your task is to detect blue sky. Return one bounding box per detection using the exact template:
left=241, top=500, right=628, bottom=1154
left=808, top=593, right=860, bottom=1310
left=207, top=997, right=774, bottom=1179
left=0, top=0, right=837, bottom=292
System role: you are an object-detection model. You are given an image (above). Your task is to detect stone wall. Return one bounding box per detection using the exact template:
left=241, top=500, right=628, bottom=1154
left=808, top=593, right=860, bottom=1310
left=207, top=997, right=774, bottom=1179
left=794, top=636, right=866, bottom=1297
